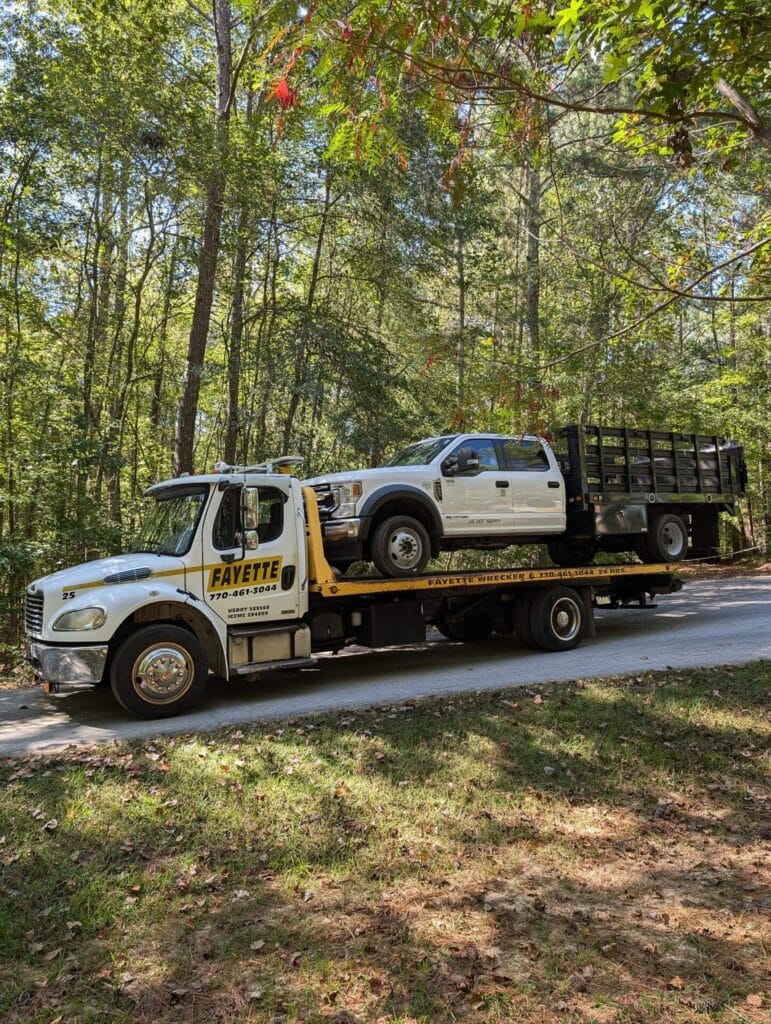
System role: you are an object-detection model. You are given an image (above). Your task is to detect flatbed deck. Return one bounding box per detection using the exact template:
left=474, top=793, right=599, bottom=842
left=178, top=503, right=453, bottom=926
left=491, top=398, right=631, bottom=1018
left=303, top=488, right=677, bottom=600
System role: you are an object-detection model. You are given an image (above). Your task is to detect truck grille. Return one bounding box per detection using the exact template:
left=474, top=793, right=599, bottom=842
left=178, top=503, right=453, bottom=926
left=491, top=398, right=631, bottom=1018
left=25, top=592, right=44, bottom=635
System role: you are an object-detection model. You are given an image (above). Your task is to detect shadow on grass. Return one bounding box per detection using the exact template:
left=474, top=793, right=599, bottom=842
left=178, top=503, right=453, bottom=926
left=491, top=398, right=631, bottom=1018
left=0, top=663, right=768, bottom=1022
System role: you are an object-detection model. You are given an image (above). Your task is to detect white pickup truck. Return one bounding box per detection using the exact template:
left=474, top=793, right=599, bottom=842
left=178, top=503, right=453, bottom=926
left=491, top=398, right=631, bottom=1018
left=306, top=426, right=746, bottom=577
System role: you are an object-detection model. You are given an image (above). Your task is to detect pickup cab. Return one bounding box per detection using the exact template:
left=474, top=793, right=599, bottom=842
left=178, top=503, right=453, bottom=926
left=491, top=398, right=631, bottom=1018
left=305, top=433, right=567, bottom=577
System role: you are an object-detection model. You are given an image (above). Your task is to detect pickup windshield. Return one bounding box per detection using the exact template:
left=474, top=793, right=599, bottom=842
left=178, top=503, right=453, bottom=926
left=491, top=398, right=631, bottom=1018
left=380, top=435, right=456, bottom=467
left=131, top=485, right=208, bottom=556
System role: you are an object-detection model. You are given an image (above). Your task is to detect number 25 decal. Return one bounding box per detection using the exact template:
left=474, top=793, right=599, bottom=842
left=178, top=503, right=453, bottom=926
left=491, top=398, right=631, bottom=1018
left=62, top=590, right=76, bottom=600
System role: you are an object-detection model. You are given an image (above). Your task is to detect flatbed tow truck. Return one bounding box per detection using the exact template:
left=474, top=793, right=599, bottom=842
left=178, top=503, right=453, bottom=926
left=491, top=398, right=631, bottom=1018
left=24, top=462, right=681, bottom=719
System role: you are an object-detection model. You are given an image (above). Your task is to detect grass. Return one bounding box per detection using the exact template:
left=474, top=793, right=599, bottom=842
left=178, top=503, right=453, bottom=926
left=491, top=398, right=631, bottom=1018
left=0, top=663, right=769, bottom=1023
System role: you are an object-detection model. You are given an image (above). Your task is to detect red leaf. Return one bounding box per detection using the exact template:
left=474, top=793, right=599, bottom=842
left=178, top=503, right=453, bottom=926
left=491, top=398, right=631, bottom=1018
left=270, top=78, right=299, bottom=111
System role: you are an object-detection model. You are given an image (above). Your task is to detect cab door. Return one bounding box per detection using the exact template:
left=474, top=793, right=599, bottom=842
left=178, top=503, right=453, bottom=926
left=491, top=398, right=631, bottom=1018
left=440, top=438, right=515, bottom=536
left=202, top=480, right=301, bottom=627
left=497, top=438, right=565, bottom=534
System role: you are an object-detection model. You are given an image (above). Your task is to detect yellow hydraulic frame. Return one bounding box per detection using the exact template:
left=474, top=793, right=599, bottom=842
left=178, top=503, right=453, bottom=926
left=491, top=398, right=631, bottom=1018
left=302, top=487, right=675, bottom=600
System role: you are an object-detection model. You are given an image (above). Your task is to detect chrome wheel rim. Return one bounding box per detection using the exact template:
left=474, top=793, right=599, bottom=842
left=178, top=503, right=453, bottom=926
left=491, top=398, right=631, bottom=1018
left=660, top=521, right=685, bottom=558
left=550, top=597, right=581, bottom=642
left=387, top=527, right=423, bottom=571
left=132, top=643, right=194, bottom=704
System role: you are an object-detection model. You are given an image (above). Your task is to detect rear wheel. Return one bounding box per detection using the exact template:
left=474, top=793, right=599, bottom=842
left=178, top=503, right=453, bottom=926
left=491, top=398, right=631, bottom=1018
left=512, top=590, right=539, bottom=649
left=370, top=515, right=430, bottom=577
left=110, top=624, right=208, bottom=719
left=547, top=537, right=597, bottom=567
left=632, top=536, right=650, bottom=562
left=644, top=514, right=688, bottom=563
left=436, top=609, right=493, bottom=642
left=529, top=586, right=585, bottom=652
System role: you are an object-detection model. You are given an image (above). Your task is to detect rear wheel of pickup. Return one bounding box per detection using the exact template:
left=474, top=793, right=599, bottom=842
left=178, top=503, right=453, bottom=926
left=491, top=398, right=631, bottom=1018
left=547, top=537, right=597, bottom=567
left=644, top=513, right=688, bottom=563
left=370, top=515, right=430, bottom=577
left=529, top=586, right=585, bottom=652
left=110, top=624, right=208, bottom=718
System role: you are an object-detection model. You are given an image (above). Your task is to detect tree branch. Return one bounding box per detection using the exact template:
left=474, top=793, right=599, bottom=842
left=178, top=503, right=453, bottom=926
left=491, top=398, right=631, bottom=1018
left=716, top=79, right=771, bottom=150
left=540, top=236, right=771, bottom=369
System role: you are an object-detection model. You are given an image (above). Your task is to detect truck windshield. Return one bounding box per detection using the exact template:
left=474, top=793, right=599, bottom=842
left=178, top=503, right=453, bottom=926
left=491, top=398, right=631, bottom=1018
left=380, top=436, right=456, bottom=467
left=131, top=486, right=208, bottom=556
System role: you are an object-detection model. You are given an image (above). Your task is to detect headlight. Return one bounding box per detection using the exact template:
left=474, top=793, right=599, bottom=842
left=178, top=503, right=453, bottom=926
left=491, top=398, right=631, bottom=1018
left=331, top=481, right=362, bottom=518
left=52, top=607, right=107, bottom=632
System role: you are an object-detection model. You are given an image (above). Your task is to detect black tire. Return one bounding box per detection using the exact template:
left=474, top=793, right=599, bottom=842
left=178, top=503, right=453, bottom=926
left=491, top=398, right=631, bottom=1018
left=632, top=536, right=650, bottom=563
left=109, top=624, right=208, bottom=719
left=529, top=586, right=585, bottom=652
left=370, top=515, right=430, bottom=578
left=547, top=537, right=597, bottom=567
left=644, top=513, right=688, bottom=563
left=512, top=590, right=539, bottom=649
left=436, top=611, right=493, bottom=642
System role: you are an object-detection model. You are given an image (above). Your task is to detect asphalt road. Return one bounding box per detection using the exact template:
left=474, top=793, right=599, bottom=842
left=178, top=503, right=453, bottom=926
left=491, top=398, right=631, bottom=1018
left=1, top=575, right=769, bottom=756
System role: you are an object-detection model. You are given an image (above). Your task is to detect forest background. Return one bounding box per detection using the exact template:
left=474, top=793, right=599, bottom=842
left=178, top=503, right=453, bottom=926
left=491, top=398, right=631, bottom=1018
left=1, top=0, right=769, bottom=650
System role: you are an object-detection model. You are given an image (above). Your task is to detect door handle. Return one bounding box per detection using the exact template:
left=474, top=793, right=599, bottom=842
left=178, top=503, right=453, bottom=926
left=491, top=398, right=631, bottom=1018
left=281, top=565, right=296, bottom=590
left=496, top=480, right=510, bottom=488
left=548, top=481, right=560, bottom=488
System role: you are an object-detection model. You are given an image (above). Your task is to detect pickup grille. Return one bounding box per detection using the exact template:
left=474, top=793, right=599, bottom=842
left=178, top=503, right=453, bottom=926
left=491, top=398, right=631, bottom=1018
left=25, top=592, right=44, bottom=636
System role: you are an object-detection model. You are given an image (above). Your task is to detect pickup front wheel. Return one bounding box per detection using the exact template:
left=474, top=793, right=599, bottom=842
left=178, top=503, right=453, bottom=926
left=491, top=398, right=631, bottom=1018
left=110, top=624, right=208, bottom=718
left=370, top=515, right=430, bottom=577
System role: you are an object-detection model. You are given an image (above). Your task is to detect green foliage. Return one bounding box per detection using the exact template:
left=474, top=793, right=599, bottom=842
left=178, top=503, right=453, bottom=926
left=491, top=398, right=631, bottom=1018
left=0, top=1, right=768, bottom=650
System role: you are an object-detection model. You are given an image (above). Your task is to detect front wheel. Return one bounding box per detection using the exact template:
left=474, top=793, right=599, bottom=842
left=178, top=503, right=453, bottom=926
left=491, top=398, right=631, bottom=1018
left=644, top=514, right=688, bottom=563
left=110, top=624, right=208, bottom=719
left=370, top=515, right=430, bottom=577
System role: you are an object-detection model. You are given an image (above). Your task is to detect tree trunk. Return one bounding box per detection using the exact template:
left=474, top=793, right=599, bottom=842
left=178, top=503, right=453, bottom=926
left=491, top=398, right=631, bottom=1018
left=174, top=0, right=232, bottom=476
left=224, top=91, right=254, bottom=464
left=281, top=170, right=332, bottom=452
left=455, top=231, right=466, bottom=424
left=525, top=159, right=541, bottom=358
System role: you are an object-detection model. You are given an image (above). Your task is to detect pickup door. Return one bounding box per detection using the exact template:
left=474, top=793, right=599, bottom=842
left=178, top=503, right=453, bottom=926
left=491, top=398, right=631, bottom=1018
left=498, top=438, right=566, bottom=534
left=440, top=438, right=515, bottom=535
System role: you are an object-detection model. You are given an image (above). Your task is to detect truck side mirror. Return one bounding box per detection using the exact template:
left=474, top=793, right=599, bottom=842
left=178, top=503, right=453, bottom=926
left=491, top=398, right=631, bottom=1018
left=441, top=455, right=459, bottom=476
left=243, top=529, right=259, bottom=551
left=458, top=449, right=480, bottom=472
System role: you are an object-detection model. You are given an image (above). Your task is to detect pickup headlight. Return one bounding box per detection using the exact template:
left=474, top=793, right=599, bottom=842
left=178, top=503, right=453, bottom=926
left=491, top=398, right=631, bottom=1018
left=52, top=607, right=107, bottom=632
left=331, top=481, right=362, bottom=519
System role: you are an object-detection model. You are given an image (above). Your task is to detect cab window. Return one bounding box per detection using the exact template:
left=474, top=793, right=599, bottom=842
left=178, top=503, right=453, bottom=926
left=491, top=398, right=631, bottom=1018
left=213, top=486, right=284, bottom=549
left=443, top=439, right=500, bottom=476
left=500, top=438, right=550, bottom=472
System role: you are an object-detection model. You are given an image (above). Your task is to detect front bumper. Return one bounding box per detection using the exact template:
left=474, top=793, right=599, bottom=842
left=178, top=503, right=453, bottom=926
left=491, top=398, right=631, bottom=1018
left=25, top=640, right=109, bottom=685
left=323, top=517, right=363, bottom=542
left=320, top=517, right=366, bottom=564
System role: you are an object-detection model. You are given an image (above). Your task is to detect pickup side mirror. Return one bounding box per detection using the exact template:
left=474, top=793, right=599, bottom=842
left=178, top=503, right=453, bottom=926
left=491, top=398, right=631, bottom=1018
left=441, top=455, right=459, bottom=476
left=458, top=449, right=480, bottom=473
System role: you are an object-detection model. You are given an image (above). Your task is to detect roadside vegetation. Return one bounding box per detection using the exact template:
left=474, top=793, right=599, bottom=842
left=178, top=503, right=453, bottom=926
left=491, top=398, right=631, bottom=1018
left=1, top=662, right=768, bottom=1023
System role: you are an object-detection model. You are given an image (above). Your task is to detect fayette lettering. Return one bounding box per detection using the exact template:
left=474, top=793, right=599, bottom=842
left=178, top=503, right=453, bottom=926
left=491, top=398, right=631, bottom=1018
left=208, top=557, right=282, bottom=592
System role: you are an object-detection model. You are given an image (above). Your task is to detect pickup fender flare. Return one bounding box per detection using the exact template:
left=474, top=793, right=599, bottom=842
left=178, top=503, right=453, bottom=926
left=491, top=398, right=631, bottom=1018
left=358, top=484, right=443, bottom=541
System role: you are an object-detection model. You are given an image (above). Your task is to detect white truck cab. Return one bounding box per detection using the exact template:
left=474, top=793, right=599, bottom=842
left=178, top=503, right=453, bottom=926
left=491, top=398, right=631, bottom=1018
left=305, top=433, right=566, bottom=577
left=25, top=464, right=312, bottom=717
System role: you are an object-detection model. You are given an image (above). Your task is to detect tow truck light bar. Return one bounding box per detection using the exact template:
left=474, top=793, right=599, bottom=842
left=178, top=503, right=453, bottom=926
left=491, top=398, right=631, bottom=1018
left=214, top=455, right=305, bottom=476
